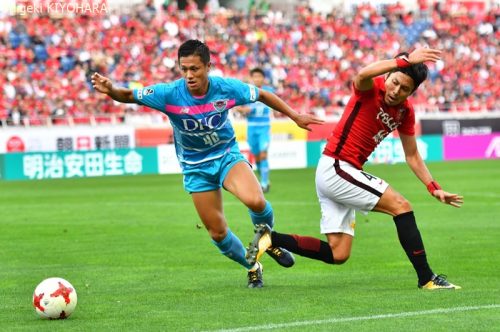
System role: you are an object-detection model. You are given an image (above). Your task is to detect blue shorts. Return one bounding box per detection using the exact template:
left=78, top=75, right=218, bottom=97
left=182, top=146, right=249, bottom=193
left=248, top=126, right=270, bottom=155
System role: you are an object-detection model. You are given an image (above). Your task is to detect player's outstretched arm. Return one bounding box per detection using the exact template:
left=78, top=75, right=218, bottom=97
left=400, top=134, right=463, bottom=208
left=258, top=89, right=324, bottom=131
left=91, top=72, right=135, bottom=103
left=354, top=47, right=442, bottom=91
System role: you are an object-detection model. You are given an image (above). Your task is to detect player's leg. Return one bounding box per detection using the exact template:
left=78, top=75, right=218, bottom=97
left=374, top=187, right=460, bottom=289
left=222, top=160, right=272, bottom=227
left=376, top=188, right=433, bottom=285
left=222, top=159, right=294, bottom=268
left=323, top=158, right=434, bottom=285
left=246, top=154, right=362, bottom=267
left=248, top=129, right=261, bottom=179
left=191, top=190, right=264, bottom=288
left=268, top=231, right=338, bottom=264
left=262, top=155, right=381, bottom=266
left=267, top=169, right=358, bottom=265
left=191, top=190, right=252, bottom=269
left=257, top=152, right=270, bottom=192
left=257, top=129, right=271, bottom=192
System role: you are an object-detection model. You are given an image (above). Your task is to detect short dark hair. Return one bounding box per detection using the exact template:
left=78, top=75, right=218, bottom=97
left=178, top=40, right=210, bottom=65
left=390, top=52, right=428, bottom=92
left=250, top=67, right=265, bottom=76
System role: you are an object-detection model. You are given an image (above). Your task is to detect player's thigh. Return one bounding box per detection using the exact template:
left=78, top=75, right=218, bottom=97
left=191, top=190, right=228, bottom=240
left=223, top=161, right=265, bottom=211
left=373, top=186, right=412, bottom=216
left=316, top=155, right=388, bottom=213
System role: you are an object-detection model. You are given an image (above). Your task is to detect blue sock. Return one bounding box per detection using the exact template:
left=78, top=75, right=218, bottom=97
left=212, top=229, right=252, bottom=269
left=260, top=159, right=269, bottom=187
left=249, top=200, right=274, bottom=229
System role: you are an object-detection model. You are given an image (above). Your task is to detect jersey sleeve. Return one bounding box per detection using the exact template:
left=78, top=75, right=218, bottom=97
left=225, top=78, right=260, bottom=105
left=353, top=76, right=386, bottom=98
left=132, top=84, right=170, bottom=112
left=397, top=104, right=416, bottom=136
left=352, top=81, right=376, bottom=98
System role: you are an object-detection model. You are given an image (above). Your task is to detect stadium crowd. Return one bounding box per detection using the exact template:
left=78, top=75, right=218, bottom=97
left=0, top=0, right=498, bottom=125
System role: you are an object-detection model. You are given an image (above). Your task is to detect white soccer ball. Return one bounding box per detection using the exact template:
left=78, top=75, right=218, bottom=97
left=32, top=277, right=78, bottom=319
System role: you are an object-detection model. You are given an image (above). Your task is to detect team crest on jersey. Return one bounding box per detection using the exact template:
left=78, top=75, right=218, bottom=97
left=181, top=107, right=190, bottom=114
left=212, top=99, right=228, bottom=112
left=144, top=88, right=154, bottom=96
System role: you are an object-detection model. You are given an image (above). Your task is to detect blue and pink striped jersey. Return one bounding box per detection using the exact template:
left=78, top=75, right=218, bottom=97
left=133, top=76, right=259, bottom=166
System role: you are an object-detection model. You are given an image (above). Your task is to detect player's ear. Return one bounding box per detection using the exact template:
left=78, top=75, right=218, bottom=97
left=207, top=61, right=212, bottom=71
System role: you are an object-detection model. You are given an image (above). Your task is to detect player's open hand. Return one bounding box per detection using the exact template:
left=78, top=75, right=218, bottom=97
left=408, top=47, right=442, bottom=64
left=432, top=190, right=463, bottom=208
left=294, top=114, right=325, bottom=131
left=91, top=72, right=113, bottom=95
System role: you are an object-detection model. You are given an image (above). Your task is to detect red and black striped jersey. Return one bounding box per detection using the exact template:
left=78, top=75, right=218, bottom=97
left=324, top=76, right=415, bottom=169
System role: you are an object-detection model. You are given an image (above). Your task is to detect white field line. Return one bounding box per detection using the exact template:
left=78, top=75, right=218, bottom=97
left=211, top=304, right=500, bottom=332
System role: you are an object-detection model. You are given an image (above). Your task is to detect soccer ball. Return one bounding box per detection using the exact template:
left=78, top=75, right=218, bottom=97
left=32, top=277, right=77, bottom=319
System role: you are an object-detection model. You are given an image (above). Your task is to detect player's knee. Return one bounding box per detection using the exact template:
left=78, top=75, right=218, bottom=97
left=330, top=245, right=350, bottom=264
left=208, top=228, right=228, bottom=242
left=333, top=251, right=350, bottom=264
left=397, top=198, right=412, bottom=214
left=247, top=195, right=267, bottom=211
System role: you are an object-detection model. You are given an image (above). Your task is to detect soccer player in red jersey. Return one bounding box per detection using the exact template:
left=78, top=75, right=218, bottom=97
left=247, top=47, right=463, bottom=290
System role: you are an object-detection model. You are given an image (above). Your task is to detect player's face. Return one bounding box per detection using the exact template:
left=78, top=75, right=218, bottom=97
left=179, top=55, right=211, bottom=96
left=384, top=72, right=414, bottom=106
left=250, top=72, right=265, bottom=87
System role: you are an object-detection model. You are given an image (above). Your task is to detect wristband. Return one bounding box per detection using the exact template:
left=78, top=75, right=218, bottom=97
left=396, top=56, right=411, bottom=68
left=426, top=181, right=442, bottom=195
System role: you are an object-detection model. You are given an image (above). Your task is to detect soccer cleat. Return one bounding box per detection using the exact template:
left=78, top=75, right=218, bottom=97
left=246, top=224, right=272, bottom=266
left=266, top=246, right=295, bottom=268
left=262, top=184, right=270, bottom=193
left=247, top=262, right=264, bottom=288
left=418, top=274, right=462, bottom=290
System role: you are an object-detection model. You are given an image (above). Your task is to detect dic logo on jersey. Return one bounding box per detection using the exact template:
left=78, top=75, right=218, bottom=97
left=181, top=113, right=223, bottom=131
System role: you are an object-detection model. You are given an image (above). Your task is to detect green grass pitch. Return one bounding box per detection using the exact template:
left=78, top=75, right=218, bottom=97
left=1, top=159, right=499, bottom=331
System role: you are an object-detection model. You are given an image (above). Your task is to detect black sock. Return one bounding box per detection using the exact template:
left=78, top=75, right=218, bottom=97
left=271, top=231, right=335, bottom=264
left=393, top=211, right=434, bottom=284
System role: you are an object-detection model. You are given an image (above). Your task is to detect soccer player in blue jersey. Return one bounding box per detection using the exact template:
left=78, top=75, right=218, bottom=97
left=91, top=39, right=323, bottom=288
left=233, top=68, right=273, bottom=193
